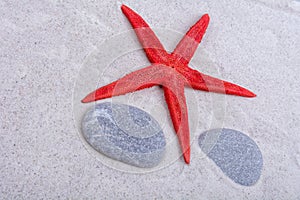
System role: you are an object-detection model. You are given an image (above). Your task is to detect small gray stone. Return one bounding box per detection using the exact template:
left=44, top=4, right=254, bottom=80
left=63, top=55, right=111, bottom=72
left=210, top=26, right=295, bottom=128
left=198, top=128, right=263, bottom=186
left=82, top=102, right=166, bottom=168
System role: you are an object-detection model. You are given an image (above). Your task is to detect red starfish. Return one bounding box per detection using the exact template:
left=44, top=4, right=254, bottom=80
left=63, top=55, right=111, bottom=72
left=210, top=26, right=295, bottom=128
left=82, top=5, right=256, bottom=164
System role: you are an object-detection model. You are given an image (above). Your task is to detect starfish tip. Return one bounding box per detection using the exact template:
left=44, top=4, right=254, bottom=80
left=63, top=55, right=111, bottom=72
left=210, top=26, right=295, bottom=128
left=81, top=93, right=95, bottom=103
left=185, top=158, right=190, bottom=164
left=244, top=90, right=257, bottom=98
left=81, top=98, right=89, bottom=103
left=183, top=148, right=191, bottom=164
left=202, top=13, right=210, bottom=22
left=121, top=4, right=129, bottom=12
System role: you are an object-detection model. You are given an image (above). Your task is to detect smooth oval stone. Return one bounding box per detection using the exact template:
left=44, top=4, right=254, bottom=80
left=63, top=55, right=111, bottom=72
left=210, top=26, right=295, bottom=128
left=198, top=128, right=263, bottom=186
left=82, top=102, right=166, bottom=168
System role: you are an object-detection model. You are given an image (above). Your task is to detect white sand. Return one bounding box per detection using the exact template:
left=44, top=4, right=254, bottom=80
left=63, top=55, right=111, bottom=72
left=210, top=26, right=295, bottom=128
left=1, top=0, right=300, bottom=199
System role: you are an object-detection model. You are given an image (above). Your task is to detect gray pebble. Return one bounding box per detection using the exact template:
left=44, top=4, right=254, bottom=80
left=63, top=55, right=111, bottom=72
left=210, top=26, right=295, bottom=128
left=82, top=102, right=166, bottom=168
left=198, top=128, right=263, bottom=186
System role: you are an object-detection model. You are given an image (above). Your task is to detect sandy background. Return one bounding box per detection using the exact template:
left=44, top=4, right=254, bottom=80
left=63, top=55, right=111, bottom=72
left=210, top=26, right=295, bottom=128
left=1, top=0, right=300, bottom=199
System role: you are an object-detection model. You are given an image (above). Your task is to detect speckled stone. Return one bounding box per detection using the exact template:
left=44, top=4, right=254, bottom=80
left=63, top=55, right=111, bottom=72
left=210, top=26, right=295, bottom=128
left=198, top=128, right=263, bottom=186
left=82, top=102, right=166, bottom=168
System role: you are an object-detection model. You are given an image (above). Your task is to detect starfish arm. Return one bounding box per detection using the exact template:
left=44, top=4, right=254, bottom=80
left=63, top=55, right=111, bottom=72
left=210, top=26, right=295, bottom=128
left=171, top=14, right=210, bottom=66
left=163, top=84, right=191, bottom=164
left=182, top=67, right=256, bottom=97
left=82, top=65, right=167, bottom=103
left=121, top=5, right=169, bottom=64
